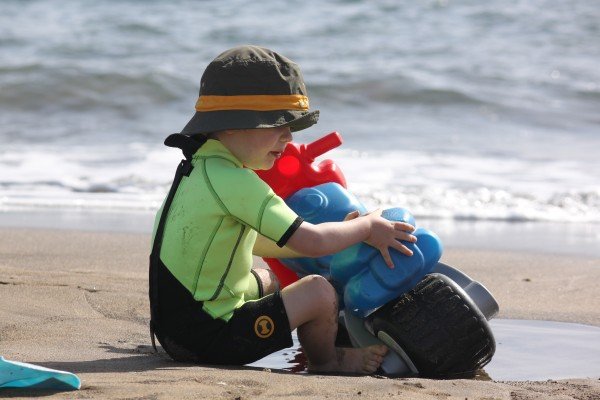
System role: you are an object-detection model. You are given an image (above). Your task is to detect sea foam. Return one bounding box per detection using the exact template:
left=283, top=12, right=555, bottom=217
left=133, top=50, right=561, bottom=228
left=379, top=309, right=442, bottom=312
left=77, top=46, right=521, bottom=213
left=1, top=144, right=598, bottom=224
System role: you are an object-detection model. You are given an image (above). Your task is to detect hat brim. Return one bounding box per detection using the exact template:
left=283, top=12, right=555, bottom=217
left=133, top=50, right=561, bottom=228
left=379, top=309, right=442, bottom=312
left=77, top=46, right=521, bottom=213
left=180, top=109, right=319, bottom=135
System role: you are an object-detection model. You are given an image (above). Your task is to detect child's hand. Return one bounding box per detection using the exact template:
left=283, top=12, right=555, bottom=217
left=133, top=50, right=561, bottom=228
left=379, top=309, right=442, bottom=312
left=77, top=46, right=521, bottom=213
left=363, top=209, right=417, bottom=268
left=343, top=210, right=360, bottom=221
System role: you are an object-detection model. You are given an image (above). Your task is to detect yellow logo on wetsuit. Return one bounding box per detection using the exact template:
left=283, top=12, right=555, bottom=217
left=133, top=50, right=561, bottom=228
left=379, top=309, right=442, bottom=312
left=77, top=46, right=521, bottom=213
left=254, top=316, right=275, bottom=338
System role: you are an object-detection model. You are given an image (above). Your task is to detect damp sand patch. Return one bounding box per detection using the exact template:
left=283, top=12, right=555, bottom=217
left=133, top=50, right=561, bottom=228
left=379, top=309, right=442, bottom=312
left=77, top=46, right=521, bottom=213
left=248, top=319, right=600, bottom=381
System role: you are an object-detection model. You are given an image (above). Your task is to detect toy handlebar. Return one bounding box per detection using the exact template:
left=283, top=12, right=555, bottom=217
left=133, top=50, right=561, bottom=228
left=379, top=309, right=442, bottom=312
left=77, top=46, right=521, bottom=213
left=303, top=132, right=343, bottom=162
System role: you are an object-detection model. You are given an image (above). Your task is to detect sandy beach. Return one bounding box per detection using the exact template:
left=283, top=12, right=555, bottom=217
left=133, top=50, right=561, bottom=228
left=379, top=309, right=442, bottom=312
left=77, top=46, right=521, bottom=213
left=2, top=0, right=600, bottom=398
left=1, top=227, right=599, bottom=399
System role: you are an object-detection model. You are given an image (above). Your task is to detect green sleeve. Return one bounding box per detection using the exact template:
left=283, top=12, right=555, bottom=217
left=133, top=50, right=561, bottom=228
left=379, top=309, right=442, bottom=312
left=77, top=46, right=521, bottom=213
left=207, top=160, right=299, bottom=243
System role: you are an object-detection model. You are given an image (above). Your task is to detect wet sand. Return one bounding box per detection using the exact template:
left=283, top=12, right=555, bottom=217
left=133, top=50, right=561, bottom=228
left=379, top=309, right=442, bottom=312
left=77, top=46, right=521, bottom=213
left=0, top=227, right=599, bottom=399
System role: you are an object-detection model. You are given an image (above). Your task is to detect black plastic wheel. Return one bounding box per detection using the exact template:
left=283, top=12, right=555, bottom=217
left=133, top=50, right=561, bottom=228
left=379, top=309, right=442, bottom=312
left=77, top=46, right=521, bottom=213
left=370, top=273, right=496, bottom=378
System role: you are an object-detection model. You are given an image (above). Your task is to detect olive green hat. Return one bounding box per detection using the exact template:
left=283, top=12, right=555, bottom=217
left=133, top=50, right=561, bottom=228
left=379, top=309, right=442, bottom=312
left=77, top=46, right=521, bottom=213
left=180, top=45, right=319, bottom=135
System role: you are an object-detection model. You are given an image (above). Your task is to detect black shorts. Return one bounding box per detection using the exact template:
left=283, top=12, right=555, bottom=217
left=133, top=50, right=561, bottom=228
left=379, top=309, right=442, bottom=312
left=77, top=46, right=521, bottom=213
left=153, top=257, right=292, bottom=365
left=161, top=291, right=293, bottom=365
left=215, top=291, right=293, bottom=364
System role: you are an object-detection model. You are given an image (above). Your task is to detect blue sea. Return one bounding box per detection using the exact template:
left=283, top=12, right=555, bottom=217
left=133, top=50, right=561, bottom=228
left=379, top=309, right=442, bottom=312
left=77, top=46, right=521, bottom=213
left=1, top=0, right=599, bottom=252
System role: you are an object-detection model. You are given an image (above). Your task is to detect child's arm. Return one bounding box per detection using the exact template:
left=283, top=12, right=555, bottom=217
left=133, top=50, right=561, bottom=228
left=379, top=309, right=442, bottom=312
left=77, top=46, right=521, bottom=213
left=253, top=233, right=304, bottom=258
left=286, top=210, right=416, bottom=268
left=253, top=210, right=363, bottom=259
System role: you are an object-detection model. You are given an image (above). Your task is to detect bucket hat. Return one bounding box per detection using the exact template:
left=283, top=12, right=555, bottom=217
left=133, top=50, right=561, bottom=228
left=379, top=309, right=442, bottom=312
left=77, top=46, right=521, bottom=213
left=180, top=45, right=319, bottom=135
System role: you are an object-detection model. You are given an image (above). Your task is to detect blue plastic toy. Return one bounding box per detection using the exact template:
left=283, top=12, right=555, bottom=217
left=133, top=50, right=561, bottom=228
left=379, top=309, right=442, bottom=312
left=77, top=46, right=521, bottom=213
left=281, top=182, right=443, bottom=316
left=259, top=134, right=498, bottom=377
left=332, top=223, right=443, bottom=317
left=0, top=356, right=81, bottom=391
left=281, top=182, right=368, bottom=279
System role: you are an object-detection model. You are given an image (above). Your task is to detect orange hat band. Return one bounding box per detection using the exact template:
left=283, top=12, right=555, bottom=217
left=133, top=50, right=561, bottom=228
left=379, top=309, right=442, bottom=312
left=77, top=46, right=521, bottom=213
left=195, top=94, right=309, bottom=112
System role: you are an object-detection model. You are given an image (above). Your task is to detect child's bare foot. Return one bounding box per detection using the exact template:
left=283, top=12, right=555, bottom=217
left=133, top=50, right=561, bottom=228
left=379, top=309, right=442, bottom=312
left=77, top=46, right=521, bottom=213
left=308, top=345, right=388, bottom=374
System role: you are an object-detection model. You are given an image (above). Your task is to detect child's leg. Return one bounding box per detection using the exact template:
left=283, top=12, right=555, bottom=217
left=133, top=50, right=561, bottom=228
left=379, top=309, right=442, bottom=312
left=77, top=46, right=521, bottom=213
left=281, top=275, right=388, bottom=374
left=251, top=268, right=280, bottom=295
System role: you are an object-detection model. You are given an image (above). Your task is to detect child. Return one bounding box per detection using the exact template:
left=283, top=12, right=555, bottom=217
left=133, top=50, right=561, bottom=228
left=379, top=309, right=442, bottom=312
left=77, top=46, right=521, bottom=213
left=149, top=45, right=417, bottom=374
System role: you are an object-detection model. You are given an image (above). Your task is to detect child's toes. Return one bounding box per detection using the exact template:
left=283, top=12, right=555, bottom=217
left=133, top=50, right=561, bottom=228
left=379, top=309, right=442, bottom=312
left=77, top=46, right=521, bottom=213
left=363, top=362, right=378, bottom=373
left=373, top=345, right=389, bottom=356
left=366, top=358, right=383, bottom=373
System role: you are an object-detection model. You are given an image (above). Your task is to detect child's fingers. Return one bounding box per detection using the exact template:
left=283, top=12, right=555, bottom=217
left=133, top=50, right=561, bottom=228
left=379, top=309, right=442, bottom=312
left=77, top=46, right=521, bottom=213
left=391, top=240, right=414, bottom=257
left=395, top=230, right=417, bottom=243
left=393, top=221, right=415, bottom=232
left=365, top=208, right=383, bottom=217
left=379, top=247, right=394, bottom=268
left=343, top=210, right=360, bottom=221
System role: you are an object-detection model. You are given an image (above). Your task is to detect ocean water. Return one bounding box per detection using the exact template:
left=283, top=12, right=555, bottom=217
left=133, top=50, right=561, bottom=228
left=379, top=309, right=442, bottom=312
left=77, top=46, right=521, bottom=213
left=1, top=1, right=599, bottom=229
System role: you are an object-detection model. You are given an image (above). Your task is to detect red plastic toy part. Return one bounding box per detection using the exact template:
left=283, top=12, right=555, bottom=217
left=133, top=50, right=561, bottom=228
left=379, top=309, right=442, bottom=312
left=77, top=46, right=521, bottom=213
left=255, top=131, right=347, bottom=288
left=256, top=131, right=347, bottom=199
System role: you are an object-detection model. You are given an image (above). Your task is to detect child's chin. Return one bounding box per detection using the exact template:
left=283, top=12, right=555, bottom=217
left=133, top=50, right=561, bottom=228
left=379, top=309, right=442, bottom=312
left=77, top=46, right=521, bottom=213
left=258, top=161, right=275, bottom=170
left=251, top=164, right=272, bottom=171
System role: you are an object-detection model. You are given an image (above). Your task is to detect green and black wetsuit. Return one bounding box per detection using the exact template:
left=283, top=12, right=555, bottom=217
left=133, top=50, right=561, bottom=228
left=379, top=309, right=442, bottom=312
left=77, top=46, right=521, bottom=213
left=149, top=138, right=301, bottom=364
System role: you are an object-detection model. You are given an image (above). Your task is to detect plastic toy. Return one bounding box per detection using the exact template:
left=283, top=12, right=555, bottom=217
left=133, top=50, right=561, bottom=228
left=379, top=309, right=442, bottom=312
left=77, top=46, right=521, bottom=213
left=255, top=131, right=347, bottom=287
left=255, top=131, right=347, bottom=199
left=280, top=182, right=367, bottom=280
left=0, top=356, right=81, bottom=390
left=281, top=183, right=443, bottom=317
left=256, top=132, right=499, bottom=377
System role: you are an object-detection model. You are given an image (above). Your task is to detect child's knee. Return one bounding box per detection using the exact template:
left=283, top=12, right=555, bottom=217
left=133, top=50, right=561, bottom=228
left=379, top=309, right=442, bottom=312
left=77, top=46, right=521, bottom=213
left=303, top=275, right=337, bottom=305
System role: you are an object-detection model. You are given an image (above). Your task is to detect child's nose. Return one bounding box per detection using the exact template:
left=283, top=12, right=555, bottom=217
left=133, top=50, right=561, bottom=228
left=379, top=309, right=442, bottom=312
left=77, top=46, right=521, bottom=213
left=280, top=129, right=293, bottom=142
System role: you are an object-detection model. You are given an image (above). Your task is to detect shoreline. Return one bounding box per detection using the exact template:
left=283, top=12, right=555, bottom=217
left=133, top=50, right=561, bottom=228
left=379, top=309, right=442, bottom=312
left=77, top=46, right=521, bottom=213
left=1, top=227, right=599, bottom=398
left=1, top=209, right=599, bottom=258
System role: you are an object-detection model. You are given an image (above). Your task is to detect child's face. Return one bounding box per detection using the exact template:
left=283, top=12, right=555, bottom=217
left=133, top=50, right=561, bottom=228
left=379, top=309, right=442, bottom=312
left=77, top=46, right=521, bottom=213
left=220, top=126, right=293, bottom=170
